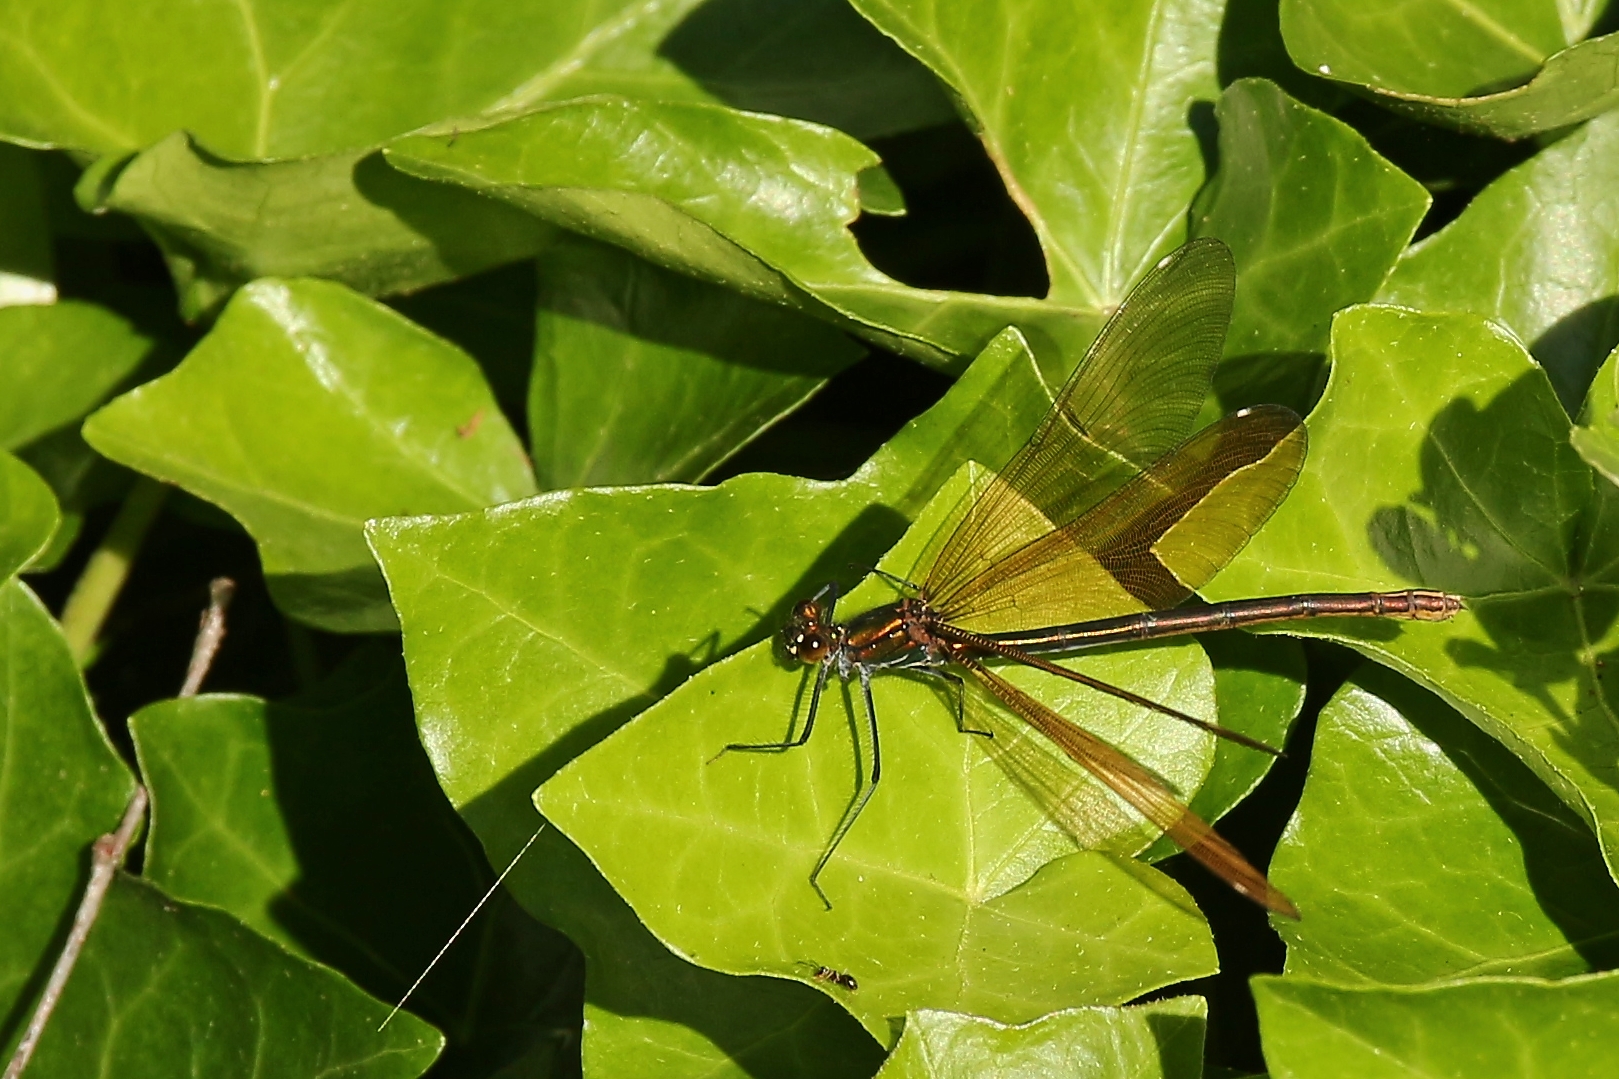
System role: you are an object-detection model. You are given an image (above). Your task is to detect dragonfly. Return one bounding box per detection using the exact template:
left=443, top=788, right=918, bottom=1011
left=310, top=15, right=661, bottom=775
left=725, top=238, right=1462, bottom=919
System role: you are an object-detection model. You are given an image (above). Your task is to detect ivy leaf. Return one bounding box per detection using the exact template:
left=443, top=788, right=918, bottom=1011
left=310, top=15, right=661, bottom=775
left=1192, top=77, right=1429, bottom=414
left=1571, top=344, right=1619, bottom=484
left=0, top=579, right=135, bottom=1035
left=387, top=0, right=1234, bottom=371
left=1254, top=972, right=1619, bottom=1078
left=95, top=135, right=557, bottom=321
left=26, top=875, right=443, bottom=1078
left=1280, top=0, right=1619, bottom=138
left=0, top=452, right=58, bottom=579
left=83, top=278, right=535, bottom=632
left=369, top=331, right=1064, bottom=1070
left=128, top=645, right=581, bottom=1077
left=0, top=300, right=156, bottom=450
left=388, top=95, right=1100, bottom=372
left=530, top=236, right=862, bottom=486
left=1273, top=664, right=1619, bottom=982
left=1377, top=109, right=1619, bottom=413
left=536, top=463, right=1219, bottom=1043
left=1208, top=304, right=1619, bottom=891
left=875, top=998, right=1206, bottom=1079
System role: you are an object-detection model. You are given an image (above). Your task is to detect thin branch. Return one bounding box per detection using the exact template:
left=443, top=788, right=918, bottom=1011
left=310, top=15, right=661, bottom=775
left=59, top=477, right=168, bottom=665
left=179, top=578, right=236, bottom=698
left=2, top=786, right=148, bottom=1079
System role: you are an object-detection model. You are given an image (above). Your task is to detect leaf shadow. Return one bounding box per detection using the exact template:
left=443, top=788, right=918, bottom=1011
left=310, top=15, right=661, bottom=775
left=1531, top=295, right=1619, bottom=418
left=461, top=748, right=884, bottom=1077
left=1365, top=370, right=1619, bottom=795
left=1370, top=665, right=1619, bottom=972
left=259, top=644, right=586, bottom=1076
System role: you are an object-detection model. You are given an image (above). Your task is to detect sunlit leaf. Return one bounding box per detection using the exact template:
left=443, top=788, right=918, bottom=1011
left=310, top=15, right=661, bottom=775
left=83, top=278, right=535, bottom=632
left=537, top=464, right=1219, bottom=1043
left=0, top=300, right=156, bottom=450
left=1210, top=304, right=1619, bottom=889
left=1192, top=77, right=1429, bottom=414
left=875, top=998, right=1206, bottom=1079
left=1255, top=972, right=1619, bottom=1079
left=1280, top=0, right=1619, bottom=137
left=1274, top=664, right=1619, bottom=982
left=1572, top=343, right=1619, bottom=485
left=1377, top=109, right=1619, bottom=412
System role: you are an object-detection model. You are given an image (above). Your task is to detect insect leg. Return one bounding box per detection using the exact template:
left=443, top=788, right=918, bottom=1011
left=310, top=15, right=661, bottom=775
left=719, top=662, right=830, bottom=756
left=807, top=665, right=883, bottom=909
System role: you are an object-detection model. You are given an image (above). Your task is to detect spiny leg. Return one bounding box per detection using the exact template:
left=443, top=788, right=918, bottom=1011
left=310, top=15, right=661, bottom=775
left=913, top=666, right=992, bottom=737
left=808, top=666, right=883, bottom=909
left=720, top=662, right=831, bottom=756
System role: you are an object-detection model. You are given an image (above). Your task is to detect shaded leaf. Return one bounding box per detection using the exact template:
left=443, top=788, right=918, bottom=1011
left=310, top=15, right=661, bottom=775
left=875, top=998, right=1206, bottom=1078
left=1209, top=305, right=1619, bottom=891
left=1273, top=663, right=1619, bottom=982
left=1378, top=109, right=1619, bottom=413
left=129, top=645, right=582, bottom=1078
left=27, top=875, right=443, bottom=1078
left=530, top=236, right=862, bottom=486
left=0, top=300, right=156, bottom=450
left=0, top=578, right=135, bottom=1048
left=536, top=463, right=1219, bottom=1044
left=1254, top=972, right=1619, bottom=1079
left=1192, top=77, right=1429, bottom=414
left=96, top=135, right=556, bottom=321
left=0, top=452, right=58, bottom=580
left=83, top=278, right=536, bottom=632
left=1280, top=0, right=1619, bottom=138
left=1572, top=343, right=1619, bottom=484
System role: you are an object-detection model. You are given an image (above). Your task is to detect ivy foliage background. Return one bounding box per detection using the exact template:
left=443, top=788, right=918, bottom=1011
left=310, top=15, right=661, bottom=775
left=4, top=0, right=1619, bottom=1076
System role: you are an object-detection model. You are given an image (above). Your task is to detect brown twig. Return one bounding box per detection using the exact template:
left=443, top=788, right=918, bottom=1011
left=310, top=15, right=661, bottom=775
left=6, top=575, right=239, bottom=1076
left=179, top=577, right=235, bottom=698
left=2, top=786, right=148, bottom=1079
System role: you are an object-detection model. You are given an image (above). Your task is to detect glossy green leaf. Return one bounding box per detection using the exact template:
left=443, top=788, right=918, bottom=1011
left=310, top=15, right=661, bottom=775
left=875, top=998, right=1206, bottom=1079
left=1192, top=78, right=1429, bottom=414
left=1209, top=304, right=1619, bottom=891
left=388, top=96, right=1099, bottom=372
left=537, top=463, right=1219, bottom=1044
left=128, top=646, right=581, bottom=1078
left=1273, top=664, right=1619, bottom=982
left=1378, top=109, right=1619, bottom=413
left=83, top=278, right=536, bottom=632
left=1254, top=972, right=1619, bottom=1079
left=530, top=237, right=862, bottom=486
left=368, top=331, right=1073, bottom=1071
left=0, top=300, right=155, bottom=450
left=851, top=0, right=1219, bottom=307
left=96, top=134, right=557, bottom=321
left=386, top=0, right=1235, bottom=371
left=0, top=451, right=58, bottom=579
left=0, top=578, right=135, bottom=1048
left=26, top=875, right=442, bottom=1078
left=0, top=0, right=674, bottom=159
left=0, top=142, right=54, bottom=305
left=1280, top=0, right=1619, bottom=138
left=1143, top=631, right=1306, bottom=863
left=1572, top=343, right=1619, bottom=484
